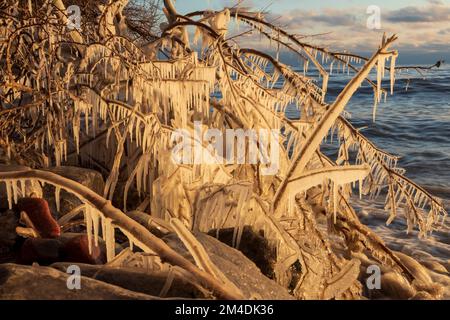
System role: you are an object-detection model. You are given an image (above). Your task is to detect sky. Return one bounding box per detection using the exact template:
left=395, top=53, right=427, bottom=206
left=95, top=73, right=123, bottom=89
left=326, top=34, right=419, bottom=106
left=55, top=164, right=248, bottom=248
left=172, top=0, right=450, bottom=64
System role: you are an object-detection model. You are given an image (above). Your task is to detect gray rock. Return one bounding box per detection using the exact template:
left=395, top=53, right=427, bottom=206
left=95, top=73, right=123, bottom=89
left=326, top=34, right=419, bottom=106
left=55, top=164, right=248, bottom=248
left=163, top=232, right=295, bottom=300
left=0, top=211, right=19, bottom=263
left=0, top=211, right=18, bottom=248
left=0, top=263, right=158, bottom=300
left=51, top=262, right=207, bottom=298
left=43, top=166, right=104, bottom=218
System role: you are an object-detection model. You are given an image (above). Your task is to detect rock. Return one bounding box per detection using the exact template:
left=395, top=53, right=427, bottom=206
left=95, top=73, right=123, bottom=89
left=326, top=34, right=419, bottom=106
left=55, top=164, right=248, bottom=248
left=0, top=263, right=157, bottom=299
left=427, top=270, right=450, bottom=299
left=0, top=211, right=19, bottom=251
left=51, top=262, right=207, bottom=298
left=394, top=251, right=433, bottom=284
left=411, top=291, right=434, bottom=300
left=0, top=210, right=19, bottom=263
left=0, top=165, right=43, bottom=210
left=16, top=198, right=61, bottom=238
left=163, top=232, right=294, bottom=300
left=43, top=166, right=104, bottom=218
left=0, top=148, right=10, bottom=165
left=420, top=259, right=449, bottom=275
left=17, top=234, right=106, bottom=265
left=412, top=279, right=444, bottom=299
left=445, top=260, right=450, bottom=272
left=207, top=226, right=277, bottom=279
left=113, top=182, right=143, bottom=212
left=61, top=234, right=106, bottom=265
left=379, top=271, right=416, bottom=300
left=18, top=238, right=63, bottom=265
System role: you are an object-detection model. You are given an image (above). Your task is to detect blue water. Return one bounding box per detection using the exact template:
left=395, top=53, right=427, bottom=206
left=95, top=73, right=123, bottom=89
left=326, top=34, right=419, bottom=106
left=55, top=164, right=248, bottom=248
left=287, top=65, right=450, bottom=200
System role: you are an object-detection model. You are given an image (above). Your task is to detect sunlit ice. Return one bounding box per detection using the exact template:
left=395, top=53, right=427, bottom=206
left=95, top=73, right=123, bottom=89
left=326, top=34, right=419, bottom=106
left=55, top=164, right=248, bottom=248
left=171, top=121, right=280, bottom=175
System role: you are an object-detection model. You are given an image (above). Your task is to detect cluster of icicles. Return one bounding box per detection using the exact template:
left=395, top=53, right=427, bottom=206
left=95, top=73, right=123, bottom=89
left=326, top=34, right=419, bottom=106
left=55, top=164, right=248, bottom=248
left=190, top=181, right=310, bottom=288
left=83, top=204, right=152, bottom=262
left=70, top=52, right=220, bottom=154
left=326, top=110, right=446, bottom=236
left=241, top=52, right=324, bottom=106
left=70, top=48, right=230, bottom=209
left=386, top=174, right=447, bottom=238
left=372, top=53, right=397, bottom=121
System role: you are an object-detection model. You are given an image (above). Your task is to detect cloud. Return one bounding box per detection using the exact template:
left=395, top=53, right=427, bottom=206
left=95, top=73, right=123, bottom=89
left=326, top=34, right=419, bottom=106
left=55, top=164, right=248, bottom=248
left=220, top=0, right=256, bottom=9
left=438, top=27, right=450, bottom=35
left=385, top=5, right=450, bottom=23
left=427, top=0, right=444, bottom=5
left=275, top=8, right=360, bottom=30
left=252, top=2, right=450, bottom=56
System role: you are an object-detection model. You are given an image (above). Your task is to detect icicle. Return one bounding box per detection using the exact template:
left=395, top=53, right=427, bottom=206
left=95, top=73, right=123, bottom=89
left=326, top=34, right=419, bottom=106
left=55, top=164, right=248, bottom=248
left=129, top=238, right=134, bottom=251
left=84, top=110, right=89, bottom=135
left=119, top=228, right=152, bottom=254
left=91, top=209, right=100, bottom=246
left=55, top=186, right=61, bottom=213
left=276, top=31, right=280, bottom=61
left=20, top=179, right=26, bottom=197
left=376, top=56, right=383, bottom=102
left=4, top=180, right=13, bottom=210
left=101, top=214, right=107, bottom=243
left=73, top=122, right=80, bottom=154
left=63, top=139, right=68, bottom=163
left=104, top=218, right=116, bottom=262
left=10, top=180, right=18, bottom=205
left=27, top=0, right=33, bottom=14
left=84, top=206, right=93, bottom=254
left=359, top=178, right=363, bottom=199
left=373, top=87, right=378, bottom=122
left=104, top=58, right=107, bottom=79
left=106, top=127, right=112, bottom=149
left=321, top=74, right=329, bottom=102
left=333, top=182, right=338, bottom=223
left=390, top=55, right=396, bottom=95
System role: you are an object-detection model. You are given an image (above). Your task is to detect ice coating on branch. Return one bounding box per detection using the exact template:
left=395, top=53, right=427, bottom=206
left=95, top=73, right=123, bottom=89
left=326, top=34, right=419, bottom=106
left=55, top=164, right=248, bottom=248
left=207, top=9, right=231, bottom=37
left=98, top=0, right=129, bottom=38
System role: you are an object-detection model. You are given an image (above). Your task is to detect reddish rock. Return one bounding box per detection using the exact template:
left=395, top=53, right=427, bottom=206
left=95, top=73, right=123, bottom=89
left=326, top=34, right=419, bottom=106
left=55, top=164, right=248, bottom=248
left=61, top=235, right=106, bottom=265
left=18, top=238, right=63, bottom=265
left=16, top=198, right=60, bottom=238
left=17, top=235, right=105, bottom=265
